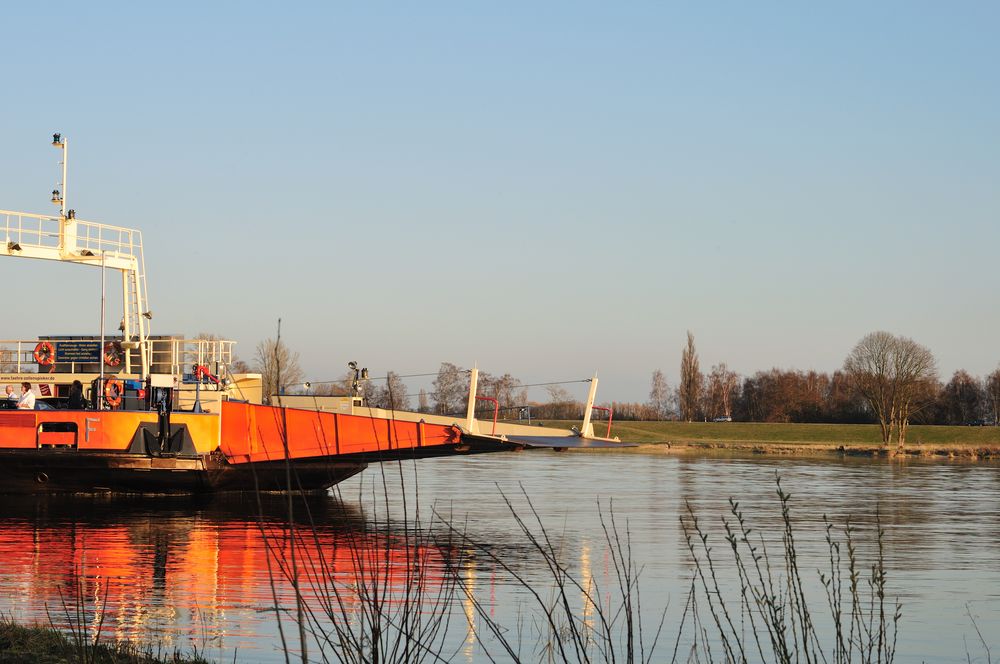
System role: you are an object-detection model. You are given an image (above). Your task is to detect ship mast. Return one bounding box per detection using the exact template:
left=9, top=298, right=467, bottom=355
left=52, top=133, right=67, bottom=219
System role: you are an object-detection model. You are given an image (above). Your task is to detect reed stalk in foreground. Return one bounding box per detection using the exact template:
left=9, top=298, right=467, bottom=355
left=35, top=565, right=210, bottom=664
left=440, top=486, right=668, bottom=664
left=678, top=475, right=900, bottom=664
left=261, top=471, right=916, bottom=664
left=259, top=459, right=471, bottom=664
left=48, top=563, right=111, bottom=664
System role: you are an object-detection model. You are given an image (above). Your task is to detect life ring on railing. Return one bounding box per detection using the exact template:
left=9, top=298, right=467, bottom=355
left=104, top=377, right=123, bottom=408
left=104, top=341, right=124, bottom=367
left=33, top=341, right=55, bottom=366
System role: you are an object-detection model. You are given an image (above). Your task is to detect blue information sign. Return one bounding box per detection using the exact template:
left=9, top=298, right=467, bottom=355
left=53, top=341, right=102, bottom=363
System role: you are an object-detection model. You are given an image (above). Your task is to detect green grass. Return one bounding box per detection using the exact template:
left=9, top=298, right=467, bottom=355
left=0, top=617, right=210, bottom=664
left=535, top=420, right=1000, bottom=447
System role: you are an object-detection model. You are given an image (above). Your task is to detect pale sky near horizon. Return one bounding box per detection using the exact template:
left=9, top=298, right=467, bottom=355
left=1, top=2, right=998, bottom=403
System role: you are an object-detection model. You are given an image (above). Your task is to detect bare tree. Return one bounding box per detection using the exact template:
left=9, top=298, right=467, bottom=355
left=541, top=384, right=579, bottom=420
left=986, top=368, right=1000, bottom=426
left=418, top=388, right=430, bottom=413
left=648, top=369, right=670, bottom=419
left=708, top=363, right=739, bottom=420
left=844, top=331, right=896, bottom=444
left=679, top=331, right=702, bottom=422
left=844, top=331, right=937, bottom=447
left=545, top=384, right=572, bottom=402
left=229, top=358, right=252, bottom=374
left=431, top=362, right=468, bottom=415
left=309, top=372, right=352, bottom=396
left=363, top=379, right=383, bottom=408
left=254, top=337, right=305, bottom=404
left=477, top=372, right=522, bottom=417
left=368, top=371, right=410, bottom=410
left=517, top=385, right=529, bottom=409
left=310, top=382, right=340, bottom=396
left=891, top=336, right=937, bottom=447
left=940, top=370, right=983, bottom=425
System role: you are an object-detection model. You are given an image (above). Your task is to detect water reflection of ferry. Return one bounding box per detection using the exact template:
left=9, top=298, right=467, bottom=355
left=0, top=493, right=452, bottom=652
left=1, top=136, right=626, bottom=494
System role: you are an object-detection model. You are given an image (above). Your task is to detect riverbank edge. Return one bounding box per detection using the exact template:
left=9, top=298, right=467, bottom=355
left=575, top=439, right=1000, bottom=459
left=0, top=617, right=209, bottom=664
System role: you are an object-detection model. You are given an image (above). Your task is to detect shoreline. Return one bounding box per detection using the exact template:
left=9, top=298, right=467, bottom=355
left=0, top=618, right=209, bottom=664
left=523, top=420, right=1000, bottom=460
left=576, top=439, right=1000, bottom=459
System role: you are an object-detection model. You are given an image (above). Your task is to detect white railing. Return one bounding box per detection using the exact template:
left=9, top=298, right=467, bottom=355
left=1, top=209, right=61, bottom=252
left=156, top=339, right=236, bottom=377
left=0, top=341, right=36, bottom=374
left=0, top=338, right=237, bottom=377
left=1, top=209, right=143, bottom=260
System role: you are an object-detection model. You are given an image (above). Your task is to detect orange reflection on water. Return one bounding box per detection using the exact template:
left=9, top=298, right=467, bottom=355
left=0, top=494, right=453, bottom=658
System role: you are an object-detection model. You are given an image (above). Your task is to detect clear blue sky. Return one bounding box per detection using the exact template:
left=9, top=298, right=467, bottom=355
left=1, top=2, right=998, bottom=402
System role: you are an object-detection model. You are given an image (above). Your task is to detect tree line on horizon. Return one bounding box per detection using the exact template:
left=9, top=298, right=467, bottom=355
left=669, top=331, right=1000, bottom=441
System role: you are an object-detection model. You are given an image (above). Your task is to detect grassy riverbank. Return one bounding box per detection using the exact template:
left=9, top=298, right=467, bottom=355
left=0, top=618, right=209, bottom=664
left=535, top=420, right=1000, bottom=457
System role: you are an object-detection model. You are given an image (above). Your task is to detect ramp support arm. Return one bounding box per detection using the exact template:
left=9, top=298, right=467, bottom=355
left=580, top=374, right=599, bottom=438
left=465, top=366, right=479, bottom=432
left=475, top=395, right=499, bottom=435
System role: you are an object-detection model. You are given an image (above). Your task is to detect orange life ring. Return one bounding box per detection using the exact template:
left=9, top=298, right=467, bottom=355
left=33, top=341, right=55, bottom=366
left=104, top=341, right=124, bottom=367
left=104, top=377, right=123, bottom=408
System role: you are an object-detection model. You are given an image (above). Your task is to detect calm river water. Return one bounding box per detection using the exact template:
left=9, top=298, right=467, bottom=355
left=1, top=451, right=998, bottom=663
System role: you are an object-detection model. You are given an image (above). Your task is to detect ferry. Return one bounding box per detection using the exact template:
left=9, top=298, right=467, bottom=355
left=0, top=135, right=625, bottom=494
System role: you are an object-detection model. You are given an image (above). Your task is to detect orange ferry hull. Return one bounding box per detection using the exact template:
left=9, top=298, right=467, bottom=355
left=0, top=402, right=521, bottom=494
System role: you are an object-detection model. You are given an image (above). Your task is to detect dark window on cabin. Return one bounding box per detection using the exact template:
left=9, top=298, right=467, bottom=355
left=39, top=422, right=78, bottom=434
